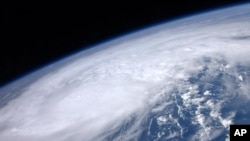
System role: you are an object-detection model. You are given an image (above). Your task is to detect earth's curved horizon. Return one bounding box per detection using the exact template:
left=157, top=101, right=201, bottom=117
left=0, top=3, right=250, bottom=141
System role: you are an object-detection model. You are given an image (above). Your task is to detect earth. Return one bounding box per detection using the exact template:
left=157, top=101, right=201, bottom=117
left=0, top=4, right=250, bottom=141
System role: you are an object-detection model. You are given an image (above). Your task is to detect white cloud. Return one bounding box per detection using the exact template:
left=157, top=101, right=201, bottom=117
left=0, top=4, right=249, bottom=141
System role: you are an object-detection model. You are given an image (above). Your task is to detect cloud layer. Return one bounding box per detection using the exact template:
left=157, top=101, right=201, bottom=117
left=0, top=4, right=249, bottom=141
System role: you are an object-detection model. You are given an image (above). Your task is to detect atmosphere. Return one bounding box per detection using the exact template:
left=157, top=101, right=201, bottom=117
left=1, top=1, right=245, bottom=86
left=0, top=3, right=250, bottom=141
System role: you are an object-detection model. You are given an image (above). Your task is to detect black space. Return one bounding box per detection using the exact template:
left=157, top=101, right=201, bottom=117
left=1, top=1, right=247, bottom=87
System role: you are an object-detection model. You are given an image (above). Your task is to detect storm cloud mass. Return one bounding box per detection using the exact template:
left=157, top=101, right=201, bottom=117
left=0, top=4, right=249, bottom=141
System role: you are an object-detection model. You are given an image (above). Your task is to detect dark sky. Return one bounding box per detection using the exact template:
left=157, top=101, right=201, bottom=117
left=1, top=1, right=247, bottom=87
